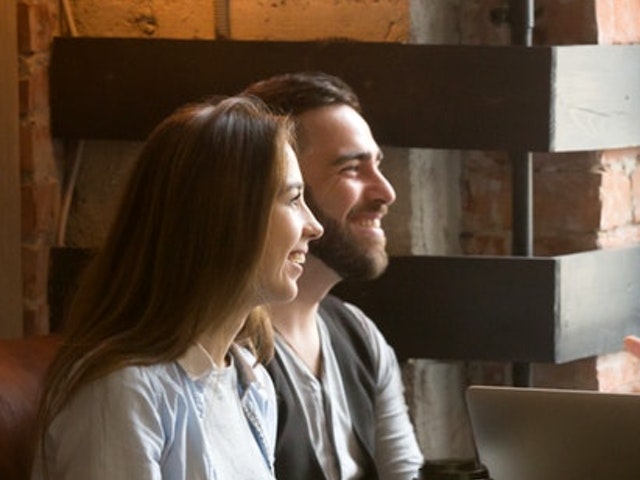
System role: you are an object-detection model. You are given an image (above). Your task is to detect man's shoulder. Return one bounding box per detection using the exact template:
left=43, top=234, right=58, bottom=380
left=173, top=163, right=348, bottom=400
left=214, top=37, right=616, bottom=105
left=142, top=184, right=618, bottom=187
left=320, top=293, right=368, bottom=320
left=319, top=294, right=377, bottom=371
left=319, top=294, right=364, bottom=331
left=319, top=294, right=377, bottom=339
left=319, top=292, right=348, bottom=312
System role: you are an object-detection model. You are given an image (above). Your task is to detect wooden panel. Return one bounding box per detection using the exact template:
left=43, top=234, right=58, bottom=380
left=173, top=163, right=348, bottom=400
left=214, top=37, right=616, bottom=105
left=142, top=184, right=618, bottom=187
left=332, top=247, right=640, bottom=363
left=556, top=247, right=640, bottom=362
left=49, top=38, right=640, bottom=152
left=552, top=45, right=640, bottom=151
left=0, top=0, right=23, bottom=337
left=47, top=248, right=640, bottom=364
left=50, top=37, right=552, bottom=150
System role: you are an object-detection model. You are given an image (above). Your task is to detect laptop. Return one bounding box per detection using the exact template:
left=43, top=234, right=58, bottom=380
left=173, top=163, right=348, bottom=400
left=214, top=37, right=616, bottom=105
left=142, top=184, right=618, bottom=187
left=466, top=385, right=640, bottom=480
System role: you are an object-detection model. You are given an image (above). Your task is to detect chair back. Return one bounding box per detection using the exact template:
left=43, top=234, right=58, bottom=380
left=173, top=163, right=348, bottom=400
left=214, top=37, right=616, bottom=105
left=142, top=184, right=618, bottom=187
left=0, top=335, right=60, bottom=480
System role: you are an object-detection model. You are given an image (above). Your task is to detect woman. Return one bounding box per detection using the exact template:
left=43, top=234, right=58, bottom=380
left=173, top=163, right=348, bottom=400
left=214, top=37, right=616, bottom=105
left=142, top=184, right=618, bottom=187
left=31, top=96, right=323, bottom=479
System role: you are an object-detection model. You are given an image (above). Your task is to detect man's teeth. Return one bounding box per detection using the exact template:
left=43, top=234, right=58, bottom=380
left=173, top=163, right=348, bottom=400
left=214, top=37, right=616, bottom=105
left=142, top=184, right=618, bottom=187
left=356, top=219, right=381, bottom=228
left=289, top=252, right=306, bottom=264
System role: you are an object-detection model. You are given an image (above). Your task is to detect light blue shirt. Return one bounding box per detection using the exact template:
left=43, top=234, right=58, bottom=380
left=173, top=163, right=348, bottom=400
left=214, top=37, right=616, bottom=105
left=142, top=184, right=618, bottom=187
left=33, top=344, right=277, bottom=480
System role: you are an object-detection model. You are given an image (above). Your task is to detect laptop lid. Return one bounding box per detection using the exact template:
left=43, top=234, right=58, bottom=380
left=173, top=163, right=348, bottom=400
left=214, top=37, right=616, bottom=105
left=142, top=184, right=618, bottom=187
left=466, top=385, right=640, bottom=480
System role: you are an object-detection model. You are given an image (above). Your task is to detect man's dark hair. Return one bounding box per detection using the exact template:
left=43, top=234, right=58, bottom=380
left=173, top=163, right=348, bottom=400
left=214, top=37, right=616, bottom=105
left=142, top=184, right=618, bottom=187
left=243, top=71, right=361, bottom=116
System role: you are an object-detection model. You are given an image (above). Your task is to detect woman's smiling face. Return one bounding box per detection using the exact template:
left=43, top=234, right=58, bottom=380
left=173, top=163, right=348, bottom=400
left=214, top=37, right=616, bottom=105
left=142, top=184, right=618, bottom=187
left=256, top=143, right=323, bottom=304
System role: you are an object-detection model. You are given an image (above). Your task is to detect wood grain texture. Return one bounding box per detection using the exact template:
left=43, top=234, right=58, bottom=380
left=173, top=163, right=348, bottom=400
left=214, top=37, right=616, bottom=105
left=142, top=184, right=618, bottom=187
left=50, top=38, right=640, bottom=152
left=332, top=247, right=640, bottom=363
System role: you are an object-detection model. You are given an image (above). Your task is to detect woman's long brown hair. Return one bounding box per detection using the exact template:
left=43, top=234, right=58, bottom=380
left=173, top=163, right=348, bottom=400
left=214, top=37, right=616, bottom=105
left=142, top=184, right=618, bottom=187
left=32, top=95, right=291, bottom=475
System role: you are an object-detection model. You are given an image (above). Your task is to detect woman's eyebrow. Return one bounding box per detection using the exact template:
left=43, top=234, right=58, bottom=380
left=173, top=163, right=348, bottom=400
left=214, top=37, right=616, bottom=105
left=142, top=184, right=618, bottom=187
left=283, top=181, right=304, bottom=193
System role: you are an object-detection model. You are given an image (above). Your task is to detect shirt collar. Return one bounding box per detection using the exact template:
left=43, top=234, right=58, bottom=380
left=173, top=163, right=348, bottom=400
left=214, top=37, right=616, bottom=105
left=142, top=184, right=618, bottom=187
left=177, top=342, right=257, bottom=393
left=177, top=343, right=219, bottom=381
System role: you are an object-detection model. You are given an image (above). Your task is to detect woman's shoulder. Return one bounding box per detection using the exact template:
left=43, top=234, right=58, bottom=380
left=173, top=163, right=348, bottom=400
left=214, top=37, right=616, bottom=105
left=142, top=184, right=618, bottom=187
left=77, top=361, right=189, bottom=407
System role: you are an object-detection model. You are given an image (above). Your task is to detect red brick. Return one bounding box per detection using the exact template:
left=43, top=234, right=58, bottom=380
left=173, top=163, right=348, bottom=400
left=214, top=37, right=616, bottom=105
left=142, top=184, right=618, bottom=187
left=534, top=0, right=598, bottom=45
left=19, top=118, right=55, bottom=175
left=534, top=171, right=601, bottom=234
left=19, top=119, right=36, bottom=175
left=461, top=167, right=512, bottom=233
left=460, top=232, right=511, bottom=256
left=534, top=151, right=600, bottom=173
left=17, top=1, right=54, bottom=54
left=532, top=358, right=599, bottom=390
left=463, top=150, right=509, bottom=170
left=21, top=179, right=60, bottom=239
left=18, top=64, right=50, bottom=115
left=467, top=362, right=511, bottom=386
left=22, top=241, right=50, bottom=300
left=600, top=147, right=640, bottom=167
left=533, top=232, right=598, bottom=256
left=597, top=225, right=640, bottom=249
left=597, top=350, right=640, bottom=393
left=600, top=169, right=632, bottom=229
left=596, top=0, right=640, bottom=44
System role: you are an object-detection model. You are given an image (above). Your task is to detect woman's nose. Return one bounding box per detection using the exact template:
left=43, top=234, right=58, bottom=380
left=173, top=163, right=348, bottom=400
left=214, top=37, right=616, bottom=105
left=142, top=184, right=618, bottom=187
left=304, top=205, right=323, bottom=240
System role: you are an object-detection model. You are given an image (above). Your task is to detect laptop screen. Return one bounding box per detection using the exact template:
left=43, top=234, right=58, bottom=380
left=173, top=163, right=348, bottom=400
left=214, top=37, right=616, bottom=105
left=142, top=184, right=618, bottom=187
left=466, top=385, right=640, bottom=480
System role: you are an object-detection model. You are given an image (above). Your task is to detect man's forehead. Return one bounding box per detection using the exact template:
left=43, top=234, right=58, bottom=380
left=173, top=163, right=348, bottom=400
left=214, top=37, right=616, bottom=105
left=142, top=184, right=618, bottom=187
left=296, top=105, right=378, bottom=157
left=298, top=104, right=358, bottom=130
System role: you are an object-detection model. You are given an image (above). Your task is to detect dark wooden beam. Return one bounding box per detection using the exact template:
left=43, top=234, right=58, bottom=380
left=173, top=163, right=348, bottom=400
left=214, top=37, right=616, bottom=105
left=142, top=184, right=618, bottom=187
left=50, top=37, right=640, bottom=152
left=332, top=247, right=640, bottom=363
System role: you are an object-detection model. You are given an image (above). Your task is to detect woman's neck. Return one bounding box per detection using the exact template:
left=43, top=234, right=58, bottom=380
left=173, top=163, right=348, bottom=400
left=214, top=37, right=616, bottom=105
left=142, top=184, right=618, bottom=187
left=197, top=310, right=250, bottom=367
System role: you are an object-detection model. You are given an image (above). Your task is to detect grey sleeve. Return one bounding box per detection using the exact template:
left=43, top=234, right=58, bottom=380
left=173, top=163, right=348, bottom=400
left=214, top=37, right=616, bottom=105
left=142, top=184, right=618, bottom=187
left=344, top=303, right=424, bottom=480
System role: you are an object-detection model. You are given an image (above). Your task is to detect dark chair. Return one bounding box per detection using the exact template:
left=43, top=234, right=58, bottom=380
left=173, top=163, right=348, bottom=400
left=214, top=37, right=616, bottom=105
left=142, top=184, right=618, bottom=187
left=0, top=335, right=61, bottom=480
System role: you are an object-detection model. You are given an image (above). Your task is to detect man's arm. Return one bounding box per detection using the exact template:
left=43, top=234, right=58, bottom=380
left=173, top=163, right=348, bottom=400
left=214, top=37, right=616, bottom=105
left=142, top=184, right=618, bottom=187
left=345, top=303, right=424, bottom=480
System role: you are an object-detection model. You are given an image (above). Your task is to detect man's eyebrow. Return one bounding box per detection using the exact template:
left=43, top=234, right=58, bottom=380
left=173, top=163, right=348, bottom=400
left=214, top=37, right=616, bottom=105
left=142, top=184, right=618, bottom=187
left=332, top=150, right=383, bottom=166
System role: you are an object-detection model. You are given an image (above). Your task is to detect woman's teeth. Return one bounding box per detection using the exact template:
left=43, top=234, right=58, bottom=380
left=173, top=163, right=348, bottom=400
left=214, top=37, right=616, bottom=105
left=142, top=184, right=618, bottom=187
left=289, top=252, right=306, bottom=264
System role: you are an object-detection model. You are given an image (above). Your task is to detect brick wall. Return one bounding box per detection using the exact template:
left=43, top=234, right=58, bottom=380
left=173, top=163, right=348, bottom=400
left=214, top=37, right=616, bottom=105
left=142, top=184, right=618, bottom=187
left=461, top=1, right=640, bottom=258
left=461, top=0, right=640, bottom=392
left=17, top=0, right=60, bottom=334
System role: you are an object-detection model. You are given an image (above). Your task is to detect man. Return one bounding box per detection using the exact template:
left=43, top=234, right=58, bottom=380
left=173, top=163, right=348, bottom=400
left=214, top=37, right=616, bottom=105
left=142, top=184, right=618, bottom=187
left=244, top=72, right=424, bottom=480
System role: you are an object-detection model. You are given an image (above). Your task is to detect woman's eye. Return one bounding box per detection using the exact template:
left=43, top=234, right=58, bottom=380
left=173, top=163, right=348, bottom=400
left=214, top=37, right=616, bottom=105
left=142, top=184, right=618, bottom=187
left=289, top=192, right=302, bottom=205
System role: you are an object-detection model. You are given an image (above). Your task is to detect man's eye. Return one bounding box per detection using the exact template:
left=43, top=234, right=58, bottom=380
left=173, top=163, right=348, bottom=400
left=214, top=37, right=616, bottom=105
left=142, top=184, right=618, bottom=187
left=340, top=163, right=359, bottom=173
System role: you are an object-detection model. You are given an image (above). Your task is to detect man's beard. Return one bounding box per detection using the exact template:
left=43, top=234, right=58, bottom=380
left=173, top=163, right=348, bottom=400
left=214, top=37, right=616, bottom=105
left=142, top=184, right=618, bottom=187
left=305, top=190, right=389, bottom=281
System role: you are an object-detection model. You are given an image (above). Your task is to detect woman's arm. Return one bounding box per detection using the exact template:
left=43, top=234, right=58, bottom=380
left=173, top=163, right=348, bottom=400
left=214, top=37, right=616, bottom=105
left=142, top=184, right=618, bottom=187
left=37, top=367, right=165, bottom=480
